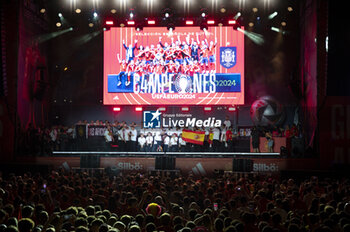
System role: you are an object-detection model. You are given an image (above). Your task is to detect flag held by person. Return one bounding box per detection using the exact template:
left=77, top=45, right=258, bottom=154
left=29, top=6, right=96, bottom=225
left=182, top=129, right=205, bottom=145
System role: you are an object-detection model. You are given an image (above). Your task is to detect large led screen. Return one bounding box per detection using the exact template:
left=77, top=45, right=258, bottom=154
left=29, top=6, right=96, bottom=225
left=103, top=26, right=244, bottom=105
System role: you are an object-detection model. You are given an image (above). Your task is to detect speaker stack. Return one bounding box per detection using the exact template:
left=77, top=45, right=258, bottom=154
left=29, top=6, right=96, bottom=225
left=232, top=159, right=253, bottom=172
left=80, top=155, right=100, bottom=168
left=155, top=156, right=176, bottom=170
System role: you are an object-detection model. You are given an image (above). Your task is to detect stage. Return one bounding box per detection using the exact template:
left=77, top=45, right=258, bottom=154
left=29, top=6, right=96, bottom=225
left=13, top=152, right=319, bottom=175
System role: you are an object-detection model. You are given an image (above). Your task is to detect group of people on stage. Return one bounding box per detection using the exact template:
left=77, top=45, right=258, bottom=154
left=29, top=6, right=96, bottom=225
left=116, top=35, right=217, bottom=87
left=103, top=116, right=234, bottom=152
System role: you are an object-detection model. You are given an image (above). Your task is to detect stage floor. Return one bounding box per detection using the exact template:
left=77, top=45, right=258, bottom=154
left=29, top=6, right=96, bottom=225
left=15, top=152, right=318, bottom=175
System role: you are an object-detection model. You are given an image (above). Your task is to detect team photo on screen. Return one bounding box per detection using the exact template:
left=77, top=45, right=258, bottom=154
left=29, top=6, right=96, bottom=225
left=104, top=27, right=244, bottom=105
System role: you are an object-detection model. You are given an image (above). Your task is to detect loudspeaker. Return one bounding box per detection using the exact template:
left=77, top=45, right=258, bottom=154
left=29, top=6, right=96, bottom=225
left=80, top=155, right=100, bottom=168
left=155, top=156, right=176, bottom=170
left=233, top=159, right=253, bottom=172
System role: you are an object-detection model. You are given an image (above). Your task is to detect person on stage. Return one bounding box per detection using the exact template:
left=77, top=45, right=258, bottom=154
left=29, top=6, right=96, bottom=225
left=266, top=131, right=274, bottom=153
left=118, top=125, right=128, bottom=151
left=212, top=127, right=221, bottom=152
left=138, top=133, right=146, bottom=152
left=163, top=134, right=170, bottom=152
left=153, top=130, right=163, bottom=152
left=129, top=125, right=138, bottom=152
left=178, top=133, right=187, bottom=152
left=226, top=126, right=234, bottom=152
left=145, top=132, right=153, bottom=152
left=104, top=125, right=114, bottom=151
left=169, top=133, right=178, bottom=152
left=251, top=127, right=260, bottom=153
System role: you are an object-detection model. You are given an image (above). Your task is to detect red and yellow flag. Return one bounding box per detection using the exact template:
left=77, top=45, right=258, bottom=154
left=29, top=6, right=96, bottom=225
left=182, top=129, right=205, bottom=145
left=208, top=133, right=214, bottom=144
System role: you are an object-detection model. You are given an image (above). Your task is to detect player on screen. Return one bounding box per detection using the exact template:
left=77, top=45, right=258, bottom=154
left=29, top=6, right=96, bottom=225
left=116, top=54, right=127, bottom=87
left=153, top=44, right=165, bottom=64
left=207, top=37, right=218, bottom=73
left=190, top=35, right=201, bottom=62
left=126, top=60, right=135, bottom=86
left=123, top=39, right=138, bottom=63
left=200, top=39, right=209, bottom=73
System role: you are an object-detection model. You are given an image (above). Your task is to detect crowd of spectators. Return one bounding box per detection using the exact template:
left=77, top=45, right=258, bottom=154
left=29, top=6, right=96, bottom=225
left=0, top=169, right=349, bottom=232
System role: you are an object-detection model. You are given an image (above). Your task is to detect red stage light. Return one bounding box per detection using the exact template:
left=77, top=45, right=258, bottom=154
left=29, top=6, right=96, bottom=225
left=181, top=107, right=190, bottom=112
left=204, top=107, right=212, bottom=111
left=135, top=106, right=143, bottom=112
left=147, top=20, right=156, bottom=25
left=186, top=20, right=194, bottom=25
left=207, top=20, right=215, bottom=25
left=113, top=107, right=121, bottom=112
left=105, top=20, right=114, bottom=25
left=127, top=21, right=135, bottom=25
left=228, top=20, right=237, bottom=25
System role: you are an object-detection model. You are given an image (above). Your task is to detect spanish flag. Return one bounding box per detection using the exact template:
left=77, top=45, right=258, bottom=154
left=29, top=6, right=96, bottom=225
left=182, top=129, right=205, bottom=145
left=208, top=133, right=214, bottom=144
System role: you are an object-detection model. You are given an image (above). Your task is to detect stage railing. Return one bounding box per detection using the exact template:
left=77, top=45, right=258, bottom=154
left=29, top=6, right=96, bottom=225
left=52, top=151, right=280, bottom=158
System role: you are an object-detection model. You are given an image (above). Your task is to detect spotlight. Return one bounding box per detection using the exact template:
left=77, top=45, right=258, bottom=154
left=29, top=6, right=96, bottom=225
left=40, top=8, right=46, bottom=13
left=185, top=20, right=194, bottom=25
left=200, top=8, right=208, bottom=18
left=136, top=26, right=143, bottom=31
left=105, top=20, right=114, bottom=25
left=287, top=6, right=293, bottom=12
left=130, top=12, right=134, bottom=18
left=204, top=107, right=212, bottom=112
left=147, top=20, right=156, bottom=25
left=127, top=20, right=135, bottom=25
left=248, top=22, right=254, bottom=27
left=200, top=23, right=208, bottom=31
left=58, top=13, right=63, bottom=18
left=167, top=24, right=175, bottom=31
left=271, top=27, right=280, bottom=32
left=89, top=23, right=94, bottom=27
left=252, top=7, right=258, bottom=13
left=234, top=12, right=241, bottom=19
left=56, top=22, right=62, bottom=27
left=75, top=8, right=81, bottom=14
left=268, top=11, right=278, bottom=19
left=69, top=27, right=73, bottom=31
left=220, top=7, right=226, bottom=13
left=135, top=107, right=143, bottom=112
left=281, top=21, right=286, bottom=26
left=93, top=12, right=98, bottom=18
left=111, top=9, right=117, bottom=14
left=162, top=8, right=172, bottom=18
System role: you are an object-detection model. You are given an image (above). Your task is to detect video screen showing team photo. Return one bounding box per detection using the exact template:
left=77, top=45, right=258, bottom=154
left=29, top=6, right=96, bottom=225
left=103, top=26, right=244, bottom=105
